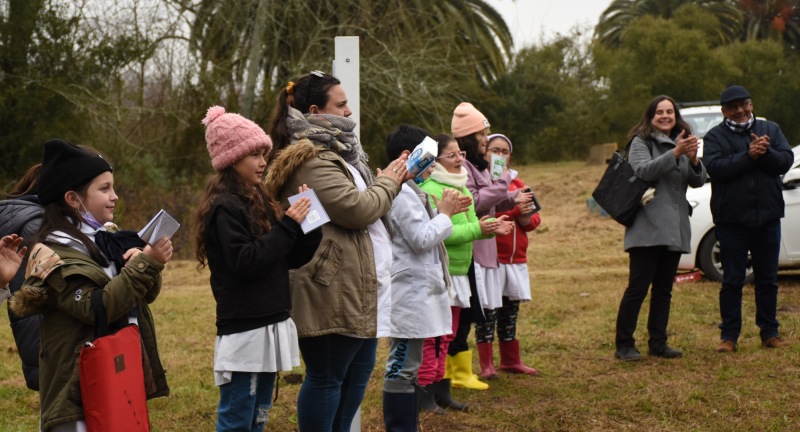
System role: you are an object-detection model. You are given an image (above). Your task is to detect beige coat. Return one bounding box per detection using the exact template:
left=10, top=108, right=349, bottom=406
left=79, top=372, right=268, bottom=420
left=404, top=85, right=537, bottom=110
left=265, top=139, right=399, bottom=338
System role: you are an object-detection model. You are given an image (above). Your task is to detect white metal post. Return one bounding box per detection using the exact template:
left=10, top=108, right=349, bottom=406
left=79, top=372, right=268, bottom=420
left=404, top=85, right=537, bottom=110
left=334, top=36, right=363, bottom=432
left=333, top=36, right=361, bottom=139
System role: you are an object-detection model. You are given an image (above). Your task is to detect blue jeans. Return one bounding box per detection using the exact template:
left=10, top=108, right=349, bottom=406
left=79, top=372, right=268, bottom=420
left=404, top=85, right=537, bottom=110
left=716, top=221, right=782, bottom=342
left=217, top=371, right=275, bottom=432
left=297, top=335, right=378, bottom=432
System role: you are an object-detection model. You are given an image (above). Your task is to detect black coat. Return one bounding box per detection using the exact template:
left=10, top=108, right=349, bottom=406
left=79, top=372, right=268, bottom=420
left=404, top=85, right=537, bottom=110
left=703, top=119, right=794, bottom=227
left=204, top=194, right=320, bottom=335
left=0, top=195, right=42, bottom=390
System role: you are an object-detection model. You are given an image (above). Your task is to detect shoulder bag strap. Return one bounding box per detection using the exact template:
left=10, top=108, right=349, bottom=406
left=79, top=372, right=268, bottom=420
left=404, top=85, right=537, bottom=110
left=91, top=288, right=111, bottom=338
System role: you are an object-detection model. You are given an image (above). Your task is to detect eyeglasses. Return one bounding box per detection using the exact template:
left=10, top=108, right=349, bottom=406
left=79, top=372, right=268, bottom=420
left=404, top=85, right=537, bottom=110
left=723, top=99, right=751, bottom=111
left=487, top=147, right=510, bottom=156
left=436, top=151, right=466, bottom=161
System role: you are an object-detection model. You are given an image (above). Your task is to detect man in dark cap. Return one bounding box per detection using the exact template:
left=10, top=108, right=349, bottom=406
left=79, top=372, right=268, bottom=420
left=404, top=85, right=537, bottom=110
left=703, top=85, right=794, bottom=353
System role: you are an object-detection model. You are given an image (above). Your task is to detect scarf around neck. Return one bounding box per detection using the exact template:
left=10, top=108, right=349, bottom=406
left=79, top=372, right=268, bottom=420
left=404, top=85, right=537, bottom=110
left=286, top=107, right=374, bottom=187
left=725, top=113, right=755, bottom=134
left=429, top=163, right=468, bottom=189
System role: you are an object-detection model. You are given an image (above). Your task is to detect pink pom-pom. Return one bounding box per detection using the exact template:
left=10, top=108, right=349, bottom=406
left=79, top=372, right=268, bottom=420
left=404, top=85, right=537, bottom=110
left=202, top=106, right=226, bottom=126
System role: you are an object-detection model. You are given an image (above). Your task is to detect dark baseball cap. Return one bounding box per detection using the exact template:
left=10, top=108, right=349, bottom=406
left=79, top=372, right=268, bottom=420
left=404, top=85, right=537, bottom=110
left=720, top=85, right=751, bottom=105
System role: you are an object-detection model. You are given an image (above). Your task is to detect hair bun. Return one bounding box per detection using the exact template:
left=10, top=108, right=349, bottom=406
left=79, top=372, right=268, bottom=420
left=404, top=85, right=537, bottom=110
left=202, top=106, right=226, bottom=126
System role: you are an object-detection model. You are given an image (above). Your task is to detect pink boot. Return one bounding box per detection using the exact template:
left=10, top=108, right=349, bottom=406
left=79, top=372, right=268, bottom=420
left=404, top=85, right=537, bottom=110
left=477, top=342, right=498, bottom=380
left=498, top=339, right=538, bottom=375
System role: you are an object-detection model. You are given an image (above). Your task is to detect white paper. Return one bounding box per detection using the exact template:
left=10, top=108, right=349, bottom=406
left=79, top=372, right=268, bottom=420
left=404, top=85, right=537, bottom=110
left=490, top=154, right=506, bottom=180
left=405, top=136, right=438, bottom=178
left=287, top=189, right=330, bottom=234
left=138, top=209, right=181, bottom=245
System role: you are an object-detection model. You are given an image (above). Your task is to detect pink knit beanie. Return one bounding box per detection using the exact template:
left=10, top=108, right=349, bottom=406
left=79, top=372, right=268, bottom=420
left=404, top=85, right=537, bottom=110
left=202, top=106, right=272, bottom=172
left=451, top=102, right=490, bottom=138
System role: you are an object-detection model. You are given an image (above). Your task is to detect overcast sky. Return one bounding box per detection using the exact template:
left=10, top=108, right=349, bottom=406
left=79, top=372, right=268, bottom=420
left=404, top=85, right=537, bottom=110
left=486, top=0, right=612, bottom=49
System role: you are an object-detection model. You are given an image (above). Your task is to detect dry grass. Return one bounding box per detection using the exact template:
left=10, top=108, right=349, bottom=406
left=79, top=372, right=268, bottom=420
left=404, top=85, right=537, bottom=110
left=2, top=161, right=800, bottom=431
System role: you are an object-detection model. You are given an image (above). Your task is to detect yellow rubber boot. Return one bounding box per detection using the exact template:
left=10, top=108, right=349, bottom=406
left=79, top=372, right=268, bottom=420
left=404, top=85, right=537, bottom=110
left=446, top=350, right=489, bottom=390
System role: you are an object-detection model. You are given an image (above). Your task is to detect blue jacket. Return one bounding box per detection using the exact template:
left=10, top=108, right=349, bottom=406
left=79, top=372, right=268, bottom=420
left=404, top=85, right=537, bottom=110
left=703, top=119, right=793, bottom=227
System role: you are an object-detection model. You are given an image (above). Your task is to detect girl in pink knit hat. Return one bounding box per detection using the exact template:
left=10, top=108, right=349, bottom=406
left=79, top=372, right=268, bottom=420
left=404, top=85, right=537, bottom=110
left=193, top=106, right=321, bottom=431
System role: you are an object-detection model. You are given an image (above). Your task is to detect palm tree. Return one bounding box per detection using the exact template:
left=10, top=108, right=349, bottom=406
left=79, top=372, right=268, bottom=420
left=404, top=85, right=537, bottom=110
left=739, top=0, right=800, bottom=50
left=595, top=0, right=743, bottom=47
left=176, top=0, right=512, bottom=115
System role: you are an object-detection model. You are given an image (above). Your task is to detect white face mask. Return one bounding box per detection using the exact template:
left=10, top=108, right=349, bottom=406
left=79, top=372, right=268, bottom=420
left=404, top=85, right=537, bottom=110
left=74, top=194, right=103, bottom=229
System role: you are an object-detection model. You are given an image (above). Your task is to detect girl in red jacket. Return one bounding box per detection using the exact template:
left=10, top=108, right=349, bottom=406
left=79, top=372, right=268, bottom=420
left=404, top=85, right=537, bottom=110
left=475, top=133, right=541, bottom=377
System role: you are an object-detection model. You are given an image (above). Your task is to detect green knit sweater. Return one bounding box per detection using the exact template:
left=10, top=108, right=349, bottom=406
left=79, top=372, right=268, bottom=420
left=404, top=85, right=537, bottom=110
left=419, top=178, right=487, bottom=275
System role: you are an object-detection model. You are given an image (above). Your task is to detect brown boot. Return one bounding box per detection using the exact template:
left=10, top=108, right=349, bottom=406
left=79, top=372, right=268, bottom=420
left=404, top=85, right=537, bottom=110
left=716, top=340, right=737, bottom=353
left=762, top=336, right=790, bottom=349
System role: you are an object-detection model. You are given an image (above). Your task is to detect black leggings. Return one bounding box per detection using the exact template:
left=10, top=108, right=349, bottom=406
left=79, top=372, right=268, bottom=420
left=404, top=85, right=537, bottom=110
left=475, top=296, right=520, bottom=343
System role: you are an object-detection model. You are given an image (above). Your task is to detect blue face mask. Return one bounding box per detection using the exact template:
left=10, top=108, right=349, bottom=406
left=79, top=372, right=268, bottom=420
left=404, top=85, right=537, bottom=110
left=75, top=196, right=104, bottom=230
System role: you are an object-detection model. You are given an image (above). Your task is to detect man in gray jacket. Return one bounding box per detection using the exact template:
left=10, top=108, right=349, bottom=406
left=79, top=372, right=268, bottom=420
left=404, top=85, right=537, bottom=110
left=702, top=85, right=794, bottom=353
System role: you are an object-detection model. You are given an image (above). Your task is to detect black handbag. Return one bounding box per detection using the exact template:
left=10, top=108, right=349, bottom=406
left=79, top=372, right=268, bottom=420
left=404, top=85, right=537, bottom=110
left=592, top=139, right=651, bottom=227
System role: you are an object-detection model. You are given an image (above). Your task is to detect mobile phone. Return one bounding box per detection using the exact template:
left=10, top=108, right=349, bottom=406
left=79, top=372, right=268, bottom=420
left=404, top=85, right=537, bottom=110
left=521, top=187, right=542, bottom=215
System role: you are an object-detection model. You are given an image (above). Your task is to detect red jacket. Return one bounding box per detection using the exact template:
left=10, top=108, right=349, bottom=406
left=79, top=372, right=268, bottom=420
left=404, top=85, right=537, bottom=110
left=496, top=177, right=540, bottom=264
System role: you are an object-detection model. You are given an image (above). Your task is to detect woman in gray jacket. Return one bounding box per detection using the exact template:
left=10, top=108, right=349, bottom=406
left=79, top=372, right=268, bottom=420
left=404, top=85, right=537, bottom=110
left=614, top=95, right=707, bottom=361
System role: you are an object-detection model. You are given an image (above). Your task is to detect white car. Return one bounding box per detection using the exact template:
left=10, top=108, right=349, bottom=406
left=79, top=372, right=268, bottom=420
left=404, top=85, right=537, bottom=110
left=680, top=104, right=724, bottom=158
left=678, top=145, right=800, bottom=281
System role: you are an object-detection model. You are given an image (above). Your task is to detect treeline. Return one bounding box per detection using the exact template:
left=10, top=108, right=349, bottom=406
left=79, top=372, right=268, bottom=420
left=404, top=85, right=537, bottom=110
left=2, top=0, right=800, bottom=255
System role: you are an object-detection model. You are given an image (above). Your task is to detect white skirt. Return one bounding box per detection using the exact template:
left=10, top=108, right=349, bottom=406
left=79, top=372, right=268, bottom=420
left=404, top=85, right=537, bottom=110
left=214, top=318, right=301, bottom=386
left=475, top=263, right=503, bottom=310
left=450, top=275, right=472, bottom=308
left=498, top=263, right=532, bottom=302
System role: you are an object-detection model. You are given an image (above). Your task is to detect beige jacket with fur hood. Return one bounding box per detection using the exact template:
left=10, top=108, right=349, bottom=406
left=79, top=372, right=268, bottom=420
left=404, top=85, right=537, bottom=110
left=265, top=138, right=399, bottom=338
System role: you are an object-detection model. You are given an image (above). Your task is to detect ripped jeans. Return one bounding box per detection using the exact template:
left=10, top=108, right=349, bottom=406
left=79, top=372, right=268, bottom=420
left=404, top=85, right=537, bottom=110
left=217, top=371, right=275, bottom=432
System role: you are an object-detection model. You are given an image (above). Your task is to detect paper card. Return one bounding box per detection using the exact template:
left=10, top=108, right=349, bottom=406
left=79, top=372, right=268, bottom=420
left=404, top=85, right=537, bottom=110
left=287, top=188, right=330, bottom=234
left=405, top=136, right=438, bottom=178
left=490, top=154, right=506, bottom=180
left=138, top=209, right=181, bottom=245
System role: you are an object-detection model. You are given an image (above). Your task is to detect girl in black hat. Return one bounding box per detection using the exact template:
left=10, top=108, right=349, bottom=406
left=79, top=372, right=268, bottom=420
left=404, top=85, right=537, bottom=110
left=10, top=139, right=173, bottom=431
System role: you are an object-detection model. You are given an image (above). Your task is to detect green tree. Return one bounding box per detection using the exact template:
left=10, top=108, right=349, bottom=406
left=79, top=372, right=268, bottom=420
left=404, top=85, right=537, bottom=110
left=594, top=15, right=732, bottom=143
left=485, top=29, right=607, bottom=161
left=595, top=0, right=743, bottom=47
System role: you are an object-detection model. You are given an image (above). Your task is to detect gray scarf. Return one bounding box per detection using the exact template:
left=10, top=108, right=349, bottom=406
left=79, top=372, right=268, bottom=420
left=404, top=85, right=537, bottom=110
left=286, top=107, right=394, bottom=236
left=286, top=107, right=375, bottom=187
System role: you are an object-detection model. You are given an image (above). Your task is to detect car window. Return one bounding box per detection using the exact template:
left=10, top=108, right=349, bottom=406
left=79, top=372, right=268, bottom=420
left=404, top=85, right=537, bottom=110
left=683, top=113, right=723, bottom=138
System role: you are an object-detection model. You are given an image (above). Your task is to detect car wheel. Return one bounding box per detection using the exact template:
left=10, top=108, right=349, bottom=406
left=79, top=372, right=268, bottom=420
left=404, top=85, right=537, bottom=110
left=697, top=229, right=755, bottom=284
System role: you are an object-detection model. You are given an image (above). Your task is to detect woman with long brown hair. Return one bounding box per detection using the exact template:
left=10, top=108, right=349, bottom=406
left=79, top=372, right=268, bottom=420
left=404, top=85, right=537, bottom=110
left=614, top=95, right=706, bottom=361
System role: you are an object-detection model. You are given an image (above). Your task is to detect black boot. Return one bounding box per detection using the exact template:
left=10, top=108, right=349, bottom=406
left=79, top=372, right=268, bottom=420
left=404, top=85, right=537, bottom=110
left=384, top=391, right=419, bottom=431
left=431, top=379, right=468, bottom=412
left=417, top=385, right=445, bottom=415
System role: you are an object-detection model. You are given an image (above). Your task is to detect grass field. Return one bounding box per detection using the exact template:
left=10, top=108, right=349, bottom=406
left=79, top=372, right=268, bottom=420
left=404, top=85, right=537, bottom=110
left=2, top=161, right=799, bottom=431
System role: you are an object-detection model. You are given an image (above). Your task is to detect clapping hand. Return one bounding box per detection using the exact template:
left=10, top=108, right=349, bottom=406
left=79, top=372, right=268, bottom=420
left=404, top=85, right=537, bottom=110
left=432, top=188, right=461, bottom=218
left=493, top=215, right=513, bottom=236
left=673, top=130, right=700, bottom=164
left=377, top=155, right=411, bottom=184
left=0, top=234, right=27, bottom=287
left=749, top=133, right=770, bottom=160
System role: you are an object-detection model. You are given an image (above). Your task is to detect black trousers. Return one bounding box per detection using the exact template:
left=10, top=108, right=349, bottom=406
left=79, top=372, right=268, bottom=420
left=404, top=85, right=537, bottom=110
left=448, top=261, right=485, bottom=355
left=615, top=246, right=681, bottom=350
